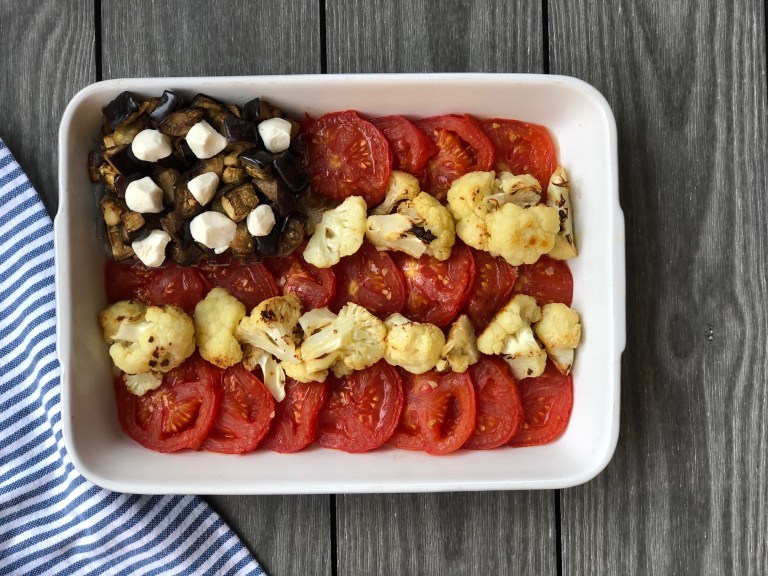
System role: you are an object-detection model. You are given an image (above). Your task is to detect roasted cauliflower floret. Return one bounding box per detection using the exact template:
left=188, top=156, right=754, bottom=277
left=383, top=313, right=445, bottom=374
left=371, top=171, right=421, bottom=215
left=303, top=195, right=367, bottom=268
left=477, top=294, right=546, bottom=380
left=495, top=172, right=542, bottom=208
left=123, top=372, right=163, bottom=396
left=533, top=303, right=581, bottom=374
left=485, top=203, right=560, bottom=265
left=282, top=353, right=330, bottom=384
left=99, top=301, right=196, bottom=375
left=235, top=294, right=302, bottom=362
left=367, top=192, right=456, bottom=261
left=242, top=346, right=289, bottom=401
left=194, top=287, right=246, bottom=369
left=545, top=166, right=578, bottom=260
left=436, top=314, right=480, bottom=373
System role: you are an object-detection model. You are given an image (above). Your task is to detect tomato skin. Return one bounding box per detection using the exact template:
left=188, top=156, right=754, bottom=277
left=512, top=255, right=573, bottom=306
left=198, top=256, right=279, bottom=312
left=416, top=114, right=495, bottom=201
left=389, top=369, right=476, bottom=455
left=316, top=361, right=404, bottom=453
left=114, top=354, right=221, bottom=453
left=262, top=378, right=328, bottom=453
left=395, top=242, right=475, bottom=327
left=463, top=249, right=518, bottom=330
left=371, top=115, right=438, bottom=174
left=331, top=242, right=407, bottom=317
left=479, top=118, right=557, bottom=190
left=264, top=247, right=336, bottom=310
left=508, top=361, right=573, bottom=447
left=464, top=356, right=524, bottom=450
left=105, top=260, right=207, bottom=314
left=305, top=110, right=393, bottom=207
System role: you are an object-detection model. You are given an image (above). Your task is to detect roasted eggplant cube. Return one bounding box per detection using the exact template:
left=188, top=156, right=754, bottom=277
left=277, top=213, right=307, bottom=257
left=190, top=94, right=233, bottom=133
left=107, top=225, right=135, bottom=260
left=273, top=151, right=310, bottom=193
left=221, top=183, right=259, bottom=222
left=241, top=150, right=274, bottom=180
left=88, top=151, right=104, bottom=183
left=104, top=144, right=151, bottom=178
left=149, top=90, right=183, bottom=126
left=159, top=107, right=206, bottom=138
left=174, top=176, right=204, bottom=219
left=254, top=225, right=280, bottom=256
left=102, top=91, right=141, bottom=130
left=224, top=116, right=258, bottom=143
left=229, top=221, right=255, bottom=256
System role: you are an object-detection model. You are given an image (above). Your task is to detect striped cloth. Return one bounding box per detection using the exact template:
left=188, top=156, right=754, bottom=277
left=0, top=139, right=265, bottom=576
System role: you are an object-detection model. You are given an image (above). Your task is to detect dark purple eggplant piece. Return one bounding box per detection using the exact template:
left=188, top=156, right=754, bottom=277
left=104, top=145, right=151, bottom=177
left=88, top=151, right=103, bottom=183
left=121, top=210, right=146, bottom=240
left=254, top=224, right=280, bottom=256
left=272, top=151, right=310, bottom=193
left=254, top=177, right=296, bottom=217
left=243, top=97, right=284, bottom=122
left=229, top=222, right=255, bottom=256
left=276, top=212, right=307, bottom=256
left=173, top=174, right=204, bottom=219
left=159, top=107, right=206, bottom=137
left=240, top=150, right=273, bottom=179
left=100, top=193, right=125, bottom=226
left=149, top=90, right=183, bottom=126
left=103, top=92, right=140, bottom=130
left=107, top=225, right=134, bottom=260
left=112, top=114, right=149, bottom=146
left=223, top=116, right=257, bottom=142
left=190, top=94, right=233, bottom=132
left=221, top=183, right=259, bottom=222
left=169, top=240, right=203, bottom=266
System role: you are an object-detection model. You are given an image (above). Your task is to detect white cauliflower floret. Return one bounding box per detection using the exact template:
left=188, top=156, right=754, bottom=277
left=383, top=313, right=445, bottom=374
left=545, top=166, right=578, bottom=260
left=99, top=301, right=195, bottom=375
left=495, top=172, right=542, bottom=208
left=282, top=354, right=330, bottom=384
left=235, top=294, right=302, bottom=362
left=123, top=372, right=163, bottom=396
left=371, top=171, right=421, bottom=215
left=533, top=303, right=582, bottom=374
left=477, top=294, right=547, bottom=380
left=194, top=287, right=246, bottom=369
left=485, top=203, right=560, bottom=265
left=300, top=303, right=386, bottom=375
left=242, top=345, right=289, bottom=401
left=367, top=192, right=455, bottom=261
left=303, top=195, right=367, bottom=268
left=436, top=314, right=480, bottom=373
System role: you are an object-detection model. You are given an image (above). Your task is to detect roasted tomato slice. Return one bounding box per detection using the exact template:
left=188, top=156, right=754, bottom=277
left=415, top=114, right=495, bottom=201
left=331, top=242, right=406, bottom=317
left=371, top=115, right=438, bottom=174
left=114, top=354, right=221, bottom=453
left=512, top=255, right=573, bottom=306
left=316, top=361, right=404, bottom=453
left=202, top=364, right=275, bottom=454
left=262, top=378, right=328, bottom=453
left=464, top=356, right=524, bottom=450
left=394, top=242, right=475, bottom=327
left=105, top=260, right=207, bottom=314
left=479, top=118, right=557, bottom=189
left=305, top=110, right=393, bottom=206
left=198, top=256, right=279, bottom=311
left=264, top=246, right=336, bottom=309
left=508, top=361, right=573, bottom=447
left=389, top=369, right=476, bottom=455
left=463, top=249, right=518, bottom=330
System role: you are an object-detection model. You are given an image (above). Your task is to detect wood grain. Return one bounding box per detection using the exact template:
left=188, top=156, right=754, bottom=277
left=549, top=0, right=768, bottom=574
left=0, top=0, right=95, bottom=217
left=100, top=2, right=329, bottom=575
left=326, top=2, right=556, bottom=575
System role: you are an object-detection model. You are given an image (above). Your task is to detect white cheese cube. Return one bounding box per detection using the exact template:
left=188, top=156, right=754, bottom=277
left=131, top=229, right=171, bottom=267
left=125, top=177, right=164, bottom=213
left=131, top=129, right=172, bottom=162
left=246, top=204, right=276, bottom=237
left=186, top=120, right=227, bottom=159
left=258, top=117, right=292, bottom=153
left=188, top=172, right=219, bottom=206
left=190, top=211, right=237, bottom=254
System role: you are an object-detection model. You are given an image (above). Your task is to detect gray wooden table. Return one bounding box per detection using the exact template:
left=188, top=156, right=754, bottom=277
left=2, top=0, right=766, bottom=574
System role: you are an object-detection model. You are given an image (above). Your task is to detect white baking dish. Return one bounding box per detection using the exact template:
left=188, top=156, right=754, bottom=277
left=56, top=74, right=624, bottom=494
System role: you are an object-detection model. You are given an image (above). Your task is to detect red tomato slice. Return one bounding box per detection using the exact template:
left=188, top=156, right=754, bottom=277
left=415, top=114, right=495, bottom=201
left=262, top=378, right=328, bottom=453
left=331, top=242, right=406, bottom=317
left=198, top=256, right=280, bottom=312
left=105, top=260, right=207, bottom=314
left=464, top=356, right=524, bottom=450
left=394, top=242, right=475, bottom=327
left=371, top=115, right=438, bottom=174
left=202, top=364, right=275, bottom=454
left=463, top=249, right=518, bottom=330
left=512, top=255, right=573, bottom=306
left=316, top=361, right=404, bottom=453
left=305, top=110, right=393, bottom=206
left=264, top=246, right=336, bottom=310
left=508, top=361, right=573, bottom=447
left=389, top=369, right=476, bottom=455
left=114, top=354, right=221, bottom=453
left=479, top=118, right=557, bottom=189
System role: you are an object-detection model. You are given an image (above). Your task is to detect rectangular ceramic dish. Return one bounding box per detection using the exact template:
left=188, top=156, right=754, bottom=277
left=56, top=74, right=624, bottom=494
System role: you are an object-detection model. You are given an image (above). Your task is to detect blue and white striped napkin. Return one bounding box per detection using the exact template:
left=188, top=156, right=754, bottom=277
left=0, top=139, right=266, bottom=576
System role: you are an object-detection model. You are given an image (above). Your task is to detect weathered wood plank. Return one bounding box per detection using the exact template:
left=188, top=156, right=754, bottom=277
left=549, top=0, right=768, bottom=574
left=100, top=3, right=329, bottom=575
left=326, top=2, right=556, bottom=575
left=0, top=0, right=95, bottom=217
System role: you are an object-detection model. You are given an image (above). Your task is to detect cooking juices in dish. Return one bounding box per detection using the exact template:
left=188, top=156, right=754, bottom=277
left=91, top=91, right=581, bottom=455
